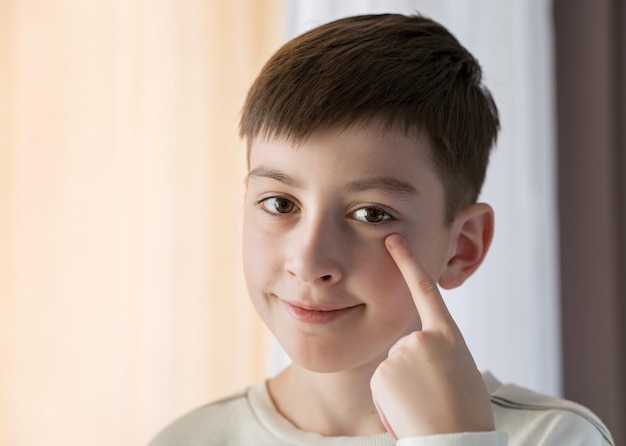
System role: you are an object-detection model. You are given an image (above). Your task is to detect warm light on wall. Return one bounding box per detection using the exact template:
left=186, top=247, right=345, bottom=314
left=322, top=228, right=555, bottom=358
left=0, top=1, right=285, bottom=444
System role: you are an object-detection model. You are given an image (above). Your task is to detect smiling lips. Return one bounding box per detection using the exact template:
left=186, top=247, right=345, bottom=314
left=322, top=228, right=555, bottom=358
left=281, top=300, right=362, bottom=324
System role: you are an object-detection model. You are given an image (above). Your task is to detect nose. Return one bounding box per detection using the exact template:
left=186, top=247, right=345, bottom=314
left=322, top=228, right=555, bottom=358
left=285, top=217, right=344, bottom=285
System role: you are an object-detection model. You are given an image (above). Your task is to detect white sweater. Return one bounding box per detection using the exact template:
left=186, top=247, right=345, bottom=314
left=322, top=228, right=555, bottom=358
left=148, top=372, right=614, bottom=445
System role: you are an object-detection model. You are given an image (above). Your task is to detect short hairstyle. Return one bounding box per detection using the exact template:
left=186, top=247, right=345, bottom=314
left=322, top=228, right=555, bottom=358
left=240, top=13, right=500, bottom=224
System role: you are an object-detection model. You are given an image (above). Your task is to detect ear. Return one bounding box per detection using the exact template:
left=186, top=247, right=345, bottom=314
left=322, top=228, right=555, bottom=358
left=438, top=203, right=494, bottom=289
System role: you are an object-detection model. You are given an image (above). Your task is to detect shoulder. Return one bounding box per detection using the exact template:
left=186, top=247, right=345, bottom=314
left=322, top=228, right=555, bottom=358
left=485, top=373, right=614, bottom=445
left=147, top=386, right=269, bottom=446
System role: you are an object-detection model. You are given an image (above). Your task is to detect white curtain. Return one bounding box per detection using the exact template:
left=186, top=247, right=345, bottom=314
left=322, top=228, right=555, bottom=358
left=273, top=0, right=560, bottom=397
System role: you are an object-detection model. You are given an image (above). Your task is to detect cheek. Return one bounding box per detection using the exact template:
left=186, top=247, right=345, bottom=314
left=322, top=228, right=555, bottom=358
left=354, top=241, right=419, bottom=322
left=242, top=211, right=288, bottom=298
left=242, top=231, right=274, bottom=327
left=242, top=215, right=269, bottom=292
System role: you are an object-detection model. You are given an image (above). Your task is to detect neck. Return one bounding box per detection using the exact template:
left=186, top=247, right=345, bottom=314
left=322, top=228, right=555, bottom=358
left=268, top=362, right=387, bottom=436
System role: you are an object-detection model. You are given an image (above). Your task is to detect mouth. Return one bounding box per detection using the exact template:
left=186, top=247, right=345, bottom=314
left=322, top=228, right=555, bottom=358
left=280, top=300, right=363, bottom=324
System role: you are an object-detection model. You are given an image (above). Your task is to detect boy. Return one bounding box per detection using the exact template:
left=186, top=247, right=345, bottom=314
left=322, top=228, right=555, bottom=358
left=149, top=13, right=614, bottom=445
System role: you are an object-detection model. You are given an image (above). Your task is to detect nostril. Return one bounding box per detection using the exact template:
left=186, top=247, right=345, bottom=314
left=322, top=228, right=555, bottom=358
left=321, top=275, right=332, bottom=281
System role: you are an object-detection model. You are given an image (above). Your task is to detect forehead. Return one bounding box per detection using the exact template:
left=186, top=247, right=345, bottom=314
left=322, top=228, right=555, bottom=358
left=249, top=122, right=434, bottom=170
left=247, top=123, right=443, bottom=197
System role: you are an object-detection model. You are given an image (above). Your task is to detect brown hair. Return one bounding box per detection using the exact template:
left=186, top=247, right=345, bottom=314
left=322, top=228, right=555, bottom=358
left=240, top=13, right=499, bottom=224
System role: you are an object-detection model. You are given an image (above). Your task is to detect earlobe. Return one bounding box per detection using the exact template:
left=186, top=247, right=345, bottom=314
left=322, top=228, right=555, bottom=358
left=438, top=203, right=494, bottom=289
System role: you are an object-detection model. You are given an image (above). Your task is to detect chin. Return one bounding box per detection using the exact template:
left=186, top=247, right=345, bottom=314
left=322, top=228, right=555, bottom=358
left=281, top=339, right=385, bottom=375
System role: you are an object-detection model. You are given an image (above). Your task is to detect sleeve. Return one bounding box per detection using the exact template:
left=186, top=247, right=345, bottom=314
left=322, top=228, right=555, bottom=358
left=489, top=389, right=615, bottom=446
left=396, top=431, right=508, bottom=446
left=531, top=409, right=615, bottom=446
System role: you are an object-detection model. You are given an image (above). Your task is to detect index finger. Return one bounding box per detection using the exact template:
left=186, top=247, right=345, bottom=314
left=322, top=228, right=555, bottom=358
left=385, top=233, right=455, bottom=331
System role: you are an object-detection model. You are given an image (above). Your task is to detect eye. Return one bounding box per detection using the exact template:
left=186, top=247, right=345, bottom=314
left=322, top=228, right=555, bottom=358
left=260, top=197, right=297, bottom=214
left=352, top=206, right=393, bottom=224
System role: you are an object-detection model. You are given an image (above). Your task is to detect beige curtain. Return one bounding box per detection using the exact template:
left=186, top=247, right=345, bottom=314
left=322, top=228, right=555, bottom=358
left=0, top=1, right=285, bottom=444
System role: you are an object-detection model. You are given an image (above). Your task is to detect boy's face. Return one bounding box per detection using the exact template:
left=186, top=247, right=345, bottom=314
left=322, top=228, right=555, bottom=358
left=243, top=123, right=458, bottom=374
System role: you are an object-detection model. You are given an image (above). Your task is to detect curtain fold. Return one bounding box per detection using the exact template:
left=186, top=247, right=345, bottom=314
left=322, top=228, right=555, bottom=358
left=0, top=1, right=284, bottom=445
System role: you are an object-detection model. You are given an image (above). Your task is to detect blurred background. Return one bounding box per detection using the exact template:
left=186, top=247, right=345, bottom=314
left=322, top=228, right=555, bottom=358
left=0, top=0, right=623, bottom=445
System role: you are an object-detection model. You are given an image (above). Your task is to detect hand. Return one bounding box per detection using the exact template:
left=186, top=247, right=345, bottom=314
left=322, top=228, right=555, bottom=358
left=370, top=234, right=495, bottom=439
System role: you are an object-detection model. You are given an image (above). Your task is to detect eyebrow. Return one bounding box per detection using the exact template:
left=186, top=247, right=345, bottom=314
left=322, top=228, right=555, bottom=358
left=248, top=166, right=302, bottom=188
left=342, top=177, right=419, bottom=197
left=248, top=166, right=419, bottom=197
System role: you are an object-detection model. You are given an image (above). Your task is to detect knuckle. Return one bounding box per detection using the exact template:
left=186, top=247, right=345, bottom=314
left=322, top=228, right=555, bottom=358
left=406, top=330, right=428, bottom=347
left=373, top=356, right=400, bottom=383
left=369, top=370, right=380, bottom=390
left=405, top=329, right=460, bottom=354
left=370, top=364, right=389, bottom=390
left=415, top=276, right=437, bottom=295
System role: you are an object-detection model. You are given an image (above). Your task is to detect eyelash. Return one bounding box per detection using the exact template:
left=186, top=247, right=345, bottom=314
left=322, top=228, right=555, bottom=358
left=258, top=196, right=395, bottom=225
